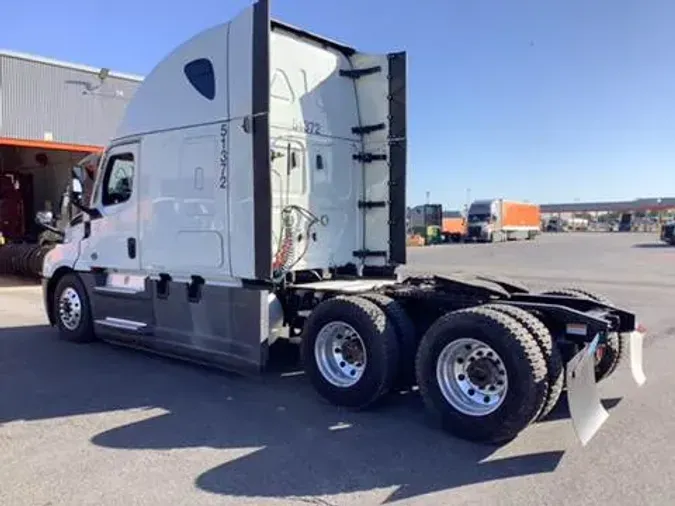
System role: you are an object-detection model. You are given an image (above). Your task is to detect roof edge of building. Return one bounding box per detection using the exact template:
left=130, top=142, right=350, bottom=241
left=0, top=49, right=144, bottom=82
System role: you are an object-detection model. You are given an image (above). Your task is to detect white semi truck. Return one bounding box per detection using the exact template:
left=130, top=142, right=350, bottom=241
left=39, top=0, right=646, bottom=446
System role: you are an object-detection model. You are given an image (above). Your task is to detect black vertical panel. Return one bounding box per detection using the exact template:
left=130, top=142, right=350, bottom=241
left=387, top=51, right=407, bottom=264
left=251, top=0, right=271, bottom=280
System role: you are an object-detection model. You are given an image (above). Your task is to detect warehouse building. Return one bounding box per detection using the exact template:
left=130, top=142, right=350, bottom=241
left=0, top=50, right=143, bottom=242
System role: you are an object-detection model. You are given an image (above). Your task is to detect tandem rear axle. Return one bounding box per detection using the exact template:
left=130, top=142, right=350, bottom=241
left=283, top=273, right=646, bottom=445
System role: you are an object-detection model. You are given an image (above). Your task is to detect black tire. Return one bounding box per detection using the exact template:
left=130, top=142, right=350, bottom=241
left=415, top=306, right=548, bottom=444
left=542, top=287, right=612, bottom=305
left=358, top=292, right=418, bottom=388
left=482, top=304, right=563, bottom=421
left=52, top=273, right=96, bottom=343
left=301, top=295, right=401, bottom=410
left=541, top=287, right=624, bottom=382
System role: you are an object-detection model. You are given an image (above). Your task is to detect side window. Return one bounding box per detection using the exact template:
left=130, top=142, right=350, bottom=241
left=184, top=58, right=215, bottom=100
left=101, top=153, right=135, bottom=206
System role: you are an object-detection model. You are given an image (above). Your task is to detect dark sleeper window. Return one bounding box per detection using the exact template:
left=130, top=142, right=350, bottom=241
left=184, top=58, right=216, bottom=100
left=101, top=153, right=135, bottom=206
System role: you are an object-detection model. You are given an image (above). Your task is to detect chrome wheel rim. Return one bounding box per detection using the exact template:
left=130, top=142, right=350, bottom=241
left=314, top=321, right=367, bottom=388
left=58, top=287, right=82, bottom=331
left=436, top=337, right=509, bottom=416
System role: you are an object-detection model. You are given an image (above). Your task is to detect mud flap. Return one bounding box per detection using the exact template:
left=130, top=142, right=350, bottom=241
left=624, top=330, right=646, bottom=386
left=566, top=335, right=609, bottom=446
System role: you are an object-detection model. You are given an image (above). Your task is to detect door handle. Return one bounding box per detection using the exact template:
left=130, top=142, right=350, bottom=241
left=127, top=237, right=137, bottom=259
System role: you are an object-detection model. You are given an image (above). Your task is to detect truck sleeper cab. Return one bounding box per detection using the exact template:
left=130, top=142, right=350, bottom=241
left=42, top=0, right=646, bottom=447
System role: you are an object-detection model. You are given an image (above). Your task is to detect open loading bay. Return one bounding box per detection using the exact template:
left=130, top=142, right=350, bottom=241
left=0, top=142, right=99, bottom=278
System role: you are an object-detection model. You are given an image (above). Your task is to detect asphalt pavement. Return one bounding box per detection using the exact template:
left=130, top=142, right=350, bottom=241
left=1, top=232, right=674, bottom=506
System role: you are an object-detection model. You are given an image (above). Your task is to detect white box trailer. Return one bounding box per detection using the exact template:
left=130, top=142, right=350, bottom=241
left=39, top=0, right=646, bottom=446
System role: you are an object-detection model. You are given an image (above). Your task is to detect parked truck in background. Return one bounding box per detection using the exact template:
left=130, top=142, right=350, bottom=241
left=567, top=217, right=589, bottom=231
left=407, top=203, right=443, bottom=245
left=441, top=210, right=466, bottom=243
left=466, top=198, right=541, bottom=242
left=545, top=216, right=565, bottom=232
left=38, top=0, right=646, bottom=448
left=660, top=220, right=675, bottom=245
left=409, top=206, right=466, bottom=244
left=618, top=212, right=633, bottom=232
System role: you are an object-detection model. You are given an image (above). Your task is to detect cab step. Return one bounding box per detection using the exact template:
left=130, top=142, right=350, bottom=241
left=94, top=317, right=152, bottom=335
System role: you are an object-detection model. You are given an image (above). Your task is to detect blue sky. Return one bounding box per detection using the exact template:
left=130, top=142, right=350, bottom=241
left=3, top=0, right=674, bottom=210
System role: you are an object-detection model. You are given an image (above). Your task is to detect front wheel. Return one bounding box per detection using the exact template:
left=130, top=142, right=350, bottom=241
left=52, top=273, right=96, bottom=343
left=415, top=307, right=548, bottom=444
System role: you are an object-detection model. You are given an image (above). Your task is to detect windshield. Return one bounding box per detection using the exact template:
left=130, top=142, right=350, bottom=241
left=468, top=213, right=491, bottom=223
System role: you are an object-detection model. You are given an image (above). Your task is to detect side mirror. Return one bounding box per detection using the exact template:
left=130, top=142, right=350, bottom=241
left=71, top=165, right=85, bottom=183
left=66, top=172, right=98, bottom=218
left=70, top=177, right=83, bottom=203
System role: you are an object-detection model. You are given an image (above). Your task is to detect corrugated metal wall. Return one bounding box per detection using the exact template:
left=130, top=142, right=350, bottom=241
left=0, top=55, right=142, bottom=147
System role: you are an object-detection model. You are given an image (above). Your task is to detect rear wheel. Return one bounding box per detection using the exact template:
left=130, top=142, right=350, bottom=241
left=482, top=304, right=563, bottom=421
left=358, top=292, right=418, bottom=389
left=415, top=307, right=547, bottom=444
left=301, top=295, right=400, bottom=410
left=52, top=273, right=96, bottom=343
left=541, top=287, right=625, bottom=381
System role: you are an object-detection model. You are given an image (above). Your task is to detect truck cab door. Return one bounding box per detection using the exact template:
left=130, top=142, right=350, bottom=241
left=75, top=142, right=140, bottom=273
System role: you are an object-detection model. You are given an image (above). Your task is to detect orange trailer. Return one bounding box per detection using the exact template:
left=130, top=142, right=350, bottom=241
left=501, top=201, right=541, bottom=230
left=441, top=212, right=466, bottom=242
left=498, top=200, right=540, bottom=240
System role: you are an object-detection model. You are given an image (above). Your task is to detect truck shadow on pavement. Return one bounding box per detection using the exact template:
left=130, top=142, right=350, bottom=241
left=0, top=325, right=621, bottom=504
